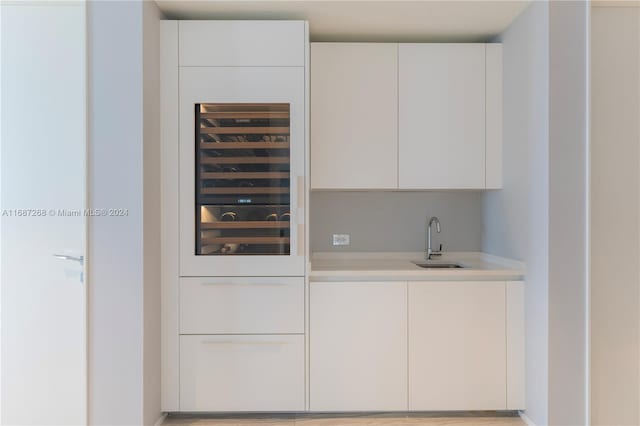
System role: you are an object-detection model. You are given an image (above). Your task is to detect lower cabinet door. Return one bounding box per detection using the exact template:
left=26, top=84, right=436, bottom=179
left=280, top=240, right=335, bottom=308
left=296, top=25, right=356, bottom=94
left=408, top=281, right=507, bottom=410
left=310, top=281, right=408, bottom=411
left=180, top=335, right=305, bottom=411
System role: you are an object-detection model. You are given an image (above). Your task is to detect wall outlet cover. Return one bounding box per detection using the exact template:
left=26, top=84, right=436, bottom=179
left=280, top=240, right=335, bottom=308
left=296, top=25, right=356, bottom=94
left=332, top=234, right=350, bottom=246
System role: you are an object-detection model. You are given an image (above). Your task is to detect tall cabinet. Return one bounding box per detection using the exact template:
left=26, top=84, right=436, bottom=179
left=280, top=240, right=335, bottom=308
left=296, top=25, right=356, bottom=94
left=161, top=21, right=309, bottom=412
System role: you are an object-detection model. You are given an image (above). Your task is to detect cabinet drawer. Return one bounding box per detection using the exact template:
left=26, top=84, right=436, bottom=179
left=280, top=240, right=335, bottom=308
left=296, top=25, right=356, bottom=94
left=180, top=277, right=304, bottom=334
left=180, top=335, right=305, bottom=412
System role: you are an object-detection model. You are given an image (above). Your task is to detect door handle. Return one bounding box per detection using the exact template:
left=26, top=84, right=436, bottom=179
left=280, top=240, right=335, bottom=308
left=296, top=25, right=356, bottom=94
left=53, top=254, right=84, bottom=266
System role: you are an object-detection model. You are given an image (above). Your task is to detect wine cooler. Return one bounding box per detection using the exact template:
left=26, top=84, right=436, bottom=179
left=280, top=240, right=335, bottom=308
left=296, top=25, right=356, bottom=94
left=179, top=66, right=305, bottom=276
left=196, top=103, right=292, bottom=256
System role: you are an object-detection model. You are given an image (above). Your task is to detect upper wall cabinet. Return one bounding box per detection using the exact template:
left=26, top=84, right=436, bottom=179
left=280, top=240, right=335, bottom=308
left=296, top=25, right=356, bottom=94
left=179, top=21, right=306, bottom=67
left=399, top=44, right=502, bottom=189
left=311, top=43, right=398, bottom=189
left=400, top=44, right=487, bottom=189
left=310, top=43, right=502, bottom=190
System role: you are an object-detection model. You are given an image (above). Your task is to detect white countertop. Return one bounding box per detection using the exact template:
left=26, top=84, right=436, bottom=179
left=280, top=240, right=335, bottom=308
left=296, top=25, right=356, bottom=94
left=310, top=251, right=526, bottom=282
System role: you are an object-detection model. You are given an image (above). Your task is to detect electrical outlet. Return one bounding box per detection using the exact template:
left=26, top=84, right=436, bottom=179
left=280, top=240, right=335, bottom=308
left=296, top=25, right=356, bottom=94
left=332, top=234, right=350, bottom=246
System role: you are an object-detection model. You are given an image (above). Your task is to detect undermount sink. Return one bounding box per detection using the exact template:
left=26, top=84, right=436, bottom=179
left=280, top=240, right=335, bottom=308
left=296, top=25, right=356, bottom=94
left=412, top=261, right=466, bottom=269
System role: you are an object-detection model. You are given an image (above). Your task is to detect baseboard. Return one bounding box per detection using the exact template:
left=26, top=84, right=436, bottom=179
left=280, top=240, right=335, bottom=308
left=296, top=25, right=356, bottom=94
left=154, top=413, right=168, bottom=426
left=518, top=411, right=536, bottom=426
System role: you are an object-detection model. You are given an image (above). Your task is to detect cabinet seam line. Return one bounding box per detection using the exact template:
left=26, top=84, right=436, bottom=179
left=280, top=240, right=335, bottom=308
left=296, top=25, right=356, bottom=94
left=505, top=282, right=508, bottom=408
left=485, top=44, right=488, bottom=189
left=406, top=281, right=409, bottom=411
left=397, top=44, right=400, bottom=188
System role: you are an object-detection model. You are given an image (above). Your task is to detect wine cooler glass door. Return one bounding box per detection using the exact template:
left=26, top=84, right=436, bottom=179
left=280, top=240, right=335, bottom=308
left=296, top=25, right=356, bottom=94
left=179, top=67, right=305, bottom=276
left=197, top=103, right=291, bottom=256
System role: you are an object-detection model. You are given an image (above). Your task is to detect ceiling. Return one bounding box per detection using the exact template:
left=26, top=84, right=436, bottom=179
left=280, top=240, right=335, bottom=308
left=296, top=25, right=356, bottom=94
left=156, top=0, right=532, bottom=43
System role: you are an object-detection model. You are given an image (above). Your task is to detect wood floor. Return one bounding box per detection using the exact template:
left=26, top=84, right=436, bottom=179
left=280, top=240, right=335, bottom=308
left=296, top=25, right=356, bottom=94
left=163, top=413, right=526, bottom=426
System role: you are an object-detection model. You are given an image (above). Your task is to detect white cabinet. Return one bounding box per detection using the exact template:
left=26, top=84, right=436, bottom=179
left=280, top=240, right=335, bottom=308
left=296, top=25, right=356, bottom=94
left=161, top=20, right=309, bottom=412
left=310, top=281, right=408, bottom=411
left=310, top=42, right=502, bottom=190
left=309, top=279, right=523, bottom=412
left=399, top=44, right=487, bottom=189
left=311, top=43, right=398, bottom=189
left=179, top=21, right=305, bottom=67
left=408, top=281, right=507, bottom=410
left=180, top=277, right=304, bottom=334
left=180, top=335, right=305, bottom=411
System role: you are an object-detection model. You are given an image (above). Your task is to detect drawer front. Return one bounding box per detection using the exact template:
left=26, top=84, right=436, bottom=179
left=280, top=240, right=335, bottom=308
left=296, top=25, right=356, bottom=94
left=179, top=335, right=305, bottom=412
left=180, top=277, right=304, bottom=334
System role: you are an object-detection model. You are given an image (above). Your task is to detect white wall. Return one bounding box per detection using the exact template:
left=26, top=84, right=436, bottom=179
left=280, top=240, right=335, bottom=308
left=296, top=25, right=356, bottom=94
left=548, top=2, right=589, bottom=425
left=0, top=5, right=3, bottom=420
left=88, top=1, right=162, bottom=424
left=482, top=2, right=550, bottom=424
left=590, top=5, right=640, bottom=425
left=484, top=2, right=590, bottom=425
left=88, top=1, right=144, bottom=423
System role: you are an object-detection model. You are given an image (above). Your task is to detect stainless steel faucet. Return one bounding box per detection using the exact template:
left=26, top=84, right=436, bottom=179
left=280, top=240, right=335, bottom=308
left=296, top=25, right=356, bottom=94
left=426, top=216, right=442, bottom=260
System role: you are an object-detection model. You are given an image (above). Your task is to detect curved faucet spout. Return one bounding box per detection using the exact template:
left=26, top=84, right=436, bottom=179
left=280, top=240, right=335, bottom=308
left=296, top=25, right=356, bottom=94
left=429, top=216, right=441, bottom=233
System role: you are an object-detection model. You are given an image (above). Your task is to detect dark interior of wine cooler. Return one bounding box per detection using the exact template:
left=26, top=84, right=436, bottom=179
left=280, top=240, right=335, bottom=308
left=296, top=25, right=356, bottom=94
left=195, top=103, right=292, bottom=255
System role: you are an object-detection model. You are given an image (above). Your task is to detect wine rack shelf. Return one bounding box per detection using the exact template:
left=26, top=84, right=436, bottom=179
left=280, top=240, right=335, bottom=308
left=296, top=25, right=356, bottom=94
left=200, top=187, right=289, bottom=195
left=200, top=126, right=290, bottom=135
left=200, top=112, right=289, bottom=119
left=200, top=172, right=290, bottom=180
left=200, top=157, right=290, bottom=165
left=200, top=142, right=290, bottom=150
left=201, top=221, right=290, bottom=230
left=201, top=236, right=290, bottom=245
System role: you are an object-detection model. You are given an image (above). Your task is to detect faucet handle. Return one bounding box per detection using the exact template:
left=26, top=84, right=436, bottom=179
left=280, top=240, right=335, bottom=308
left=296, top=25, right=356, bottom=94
left=431, top=244, right=444, bottom=257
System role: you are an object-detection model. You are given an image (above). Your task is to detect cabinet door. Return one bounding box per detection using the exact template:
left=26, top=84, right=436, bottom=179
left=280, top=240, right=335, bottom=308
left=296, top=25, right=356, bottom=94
left=180, top=335, right=304, bottom=411
left=311, top=43, right=398, bottom=189
left=179, top=67, right=305, bottom=276
left=310, top=281, right=407, bottom=411
left=399, top=44, right=486, bottom=189
left=408, top=281, right=506, bottom=410
left=179, top=21, right=305, bottom=67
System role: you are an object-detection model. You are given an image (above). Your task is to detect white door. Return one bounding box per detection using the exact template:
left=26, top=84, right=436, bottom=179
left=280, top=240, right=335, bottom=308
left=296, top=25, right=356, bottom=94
left=408, top=281, right=506, bottom=410
left=1, top=3, right=86, bottom=424
left=310, top=281, right=407, bottom=411
left=399, top=44, right=486, bottom=189
left=310, top=43, right=398, bottom=189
